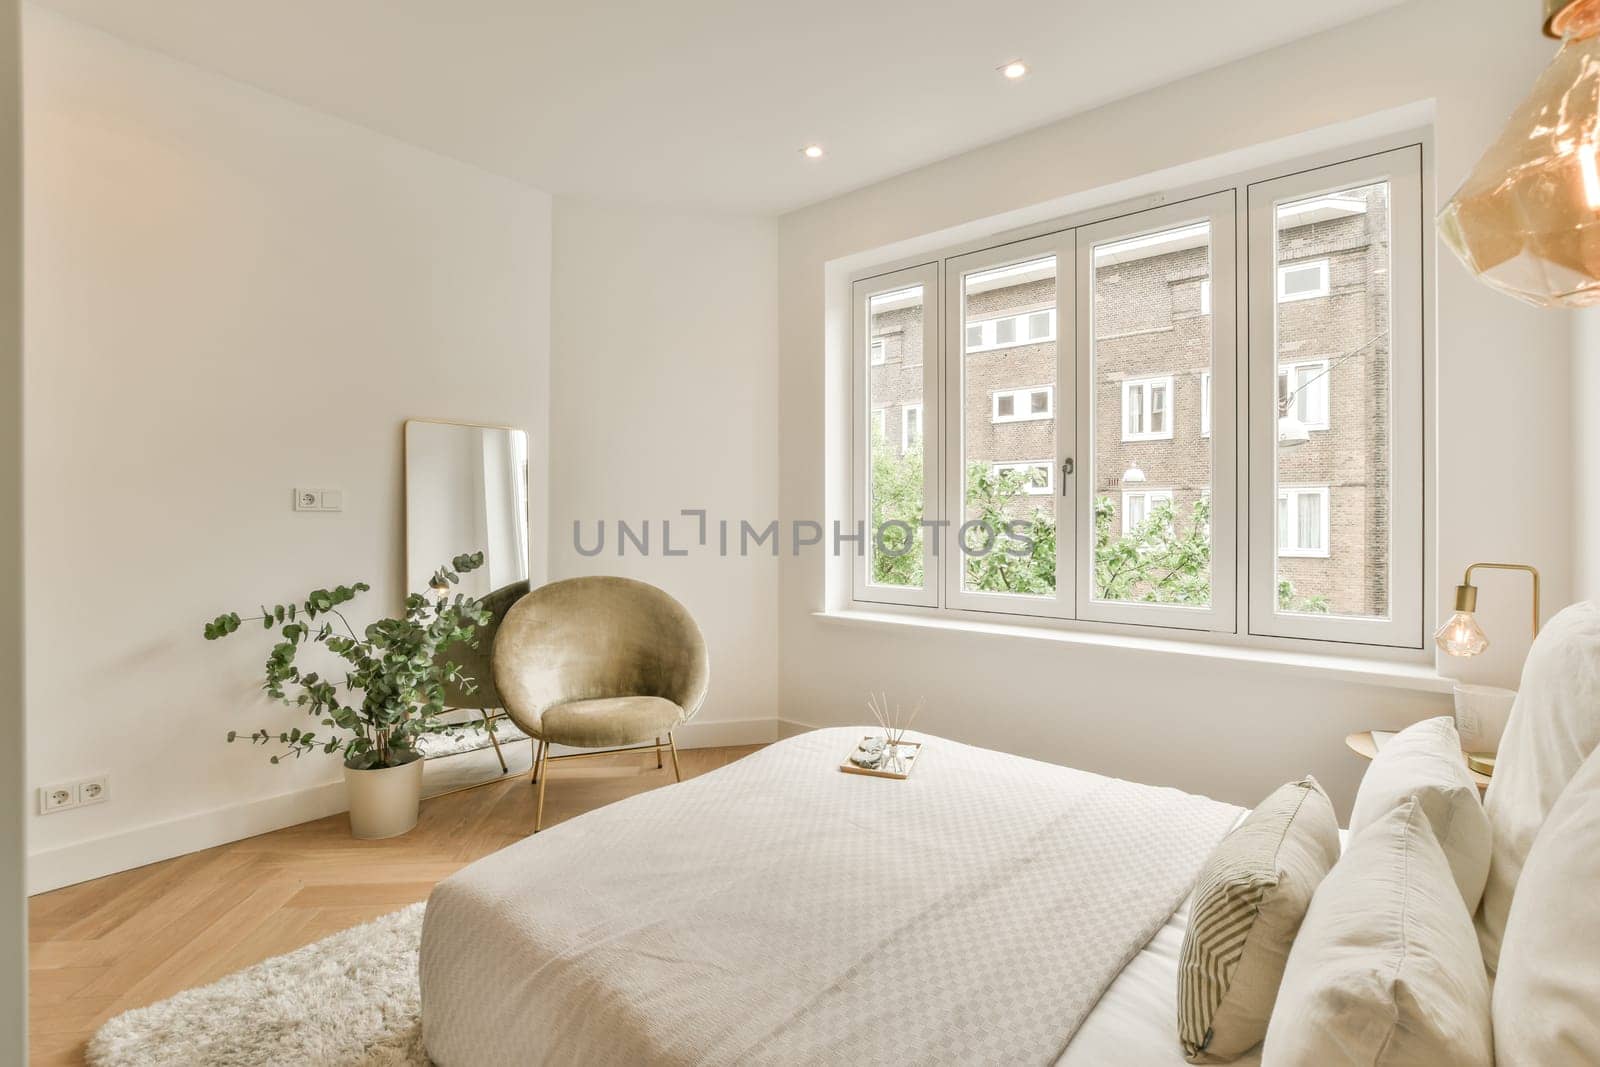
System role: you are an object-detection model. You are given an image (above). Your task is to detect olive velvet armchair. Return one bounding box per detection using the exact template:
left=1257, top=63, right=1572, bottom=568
left=492, top=576, right=710, bottom=831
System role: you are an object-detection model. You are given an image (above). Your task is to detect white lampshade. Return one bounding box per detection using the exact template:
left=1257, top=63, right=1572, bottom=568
left=1121, top=466, right=1146, bottom=484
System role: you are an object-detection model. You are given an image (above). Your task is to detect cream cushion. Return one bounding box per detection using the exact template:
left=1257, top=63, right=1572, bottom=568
left=1261, top=798, right=1492, bottom=1067
left=1477, top=601, right=1600, bottom=973
left=1177, top=777, right=1340, bottom=1062
left=540, top=696, right=684, bottom=749
left=1492, top=744, right=1600, bottom=1065
left=1347, top=716, right=1490, bottom=912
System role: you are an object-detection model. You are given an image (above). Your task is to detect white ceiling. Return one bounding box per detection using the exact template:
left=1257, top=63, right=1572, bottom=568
left=33, top=0, right=1406, bottom=214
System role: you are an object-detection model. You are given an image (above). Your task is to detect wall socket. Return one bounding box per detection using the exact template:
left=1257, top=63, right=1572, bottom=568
left=293, top=487, right=345, bottom=512
left=37, top=775, right=110, bottom=814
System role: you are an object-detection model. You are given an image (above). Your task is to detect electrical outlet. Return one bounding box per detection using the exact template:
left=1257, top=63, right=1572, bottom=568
left=38, top=783, right=78, bottom=814
left=294, top=488, right=322, bottom=512
left=76, top=775, right=110, bottom=807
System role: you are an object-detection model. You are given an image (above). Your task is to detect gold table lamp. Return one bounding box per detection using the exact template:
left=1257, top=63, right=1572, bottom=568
left=1434, top=562, right=1541, bottom=658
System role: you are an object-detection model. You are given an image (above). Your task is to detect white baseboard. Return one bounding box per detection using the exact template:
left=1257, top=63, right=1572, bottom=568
left=29, top=715, right=781, bottom=896
left=777, top=717, right=821, bottom=739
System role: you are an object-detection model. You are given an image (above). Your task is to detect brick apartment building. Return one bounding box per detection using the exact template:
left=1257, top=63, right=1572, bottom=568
left=868, top=183, right=1391, bottom=617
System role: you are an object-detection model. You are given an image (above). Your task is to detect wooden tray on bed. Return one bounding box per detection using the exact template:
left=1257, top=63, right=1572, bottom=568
left=840, top=737, right=922, bottom=780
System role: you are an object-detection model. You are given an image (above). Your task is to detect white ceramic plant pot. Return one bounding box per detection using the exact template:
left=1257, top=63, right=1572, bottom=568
left=344, top=754, right=425, bottom=839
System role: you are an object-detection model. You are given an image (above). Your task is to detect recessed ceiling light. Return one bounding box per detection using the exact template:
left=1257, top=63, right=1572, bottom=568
left=1000, top=60, right=1029, bottom=80
left=801, top=144, right=824, bottom=159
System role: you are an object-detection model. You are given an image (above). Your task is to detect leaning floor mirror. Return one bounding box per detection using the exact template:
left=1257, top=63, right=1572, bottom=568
left=404, top=418, right=534, bottom=797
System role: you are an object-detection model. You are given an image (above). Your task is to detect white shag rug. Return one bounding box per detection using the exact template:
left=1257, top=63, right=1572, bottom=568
left=89, top=904, right=429, bottom=1067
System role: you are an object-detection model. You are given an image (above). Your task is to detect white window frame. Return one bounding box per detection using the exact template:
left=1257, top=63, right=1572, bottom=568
left=1121, top=375, right=1175, bottom=441
left=991, top=385, right=1054, bottom=423
left=1276, top=485, right=1331, bottom=558
left=1277, top=258, right=1330, bottom=302
left=870, top=338, right=887, bottom=365
left=1200, top=371, right=1213, bottom=437
left=900, top=402, right=923, bottom=454
left=1121, top=488, right=1174, bottom=534
left=871, top=407, right=887, bottom=438
left=945, top=232, right=1076, bottom=619
left=853, top=266, right=941, bottom=608
left=1278, top=360, right=1331, bottom=430
left=1248, top=146, right=1424, bottom=648
left=1078, top=192, right=1237, bottom=633
left=1199, top=278, right=1212, bottom=316
left=965, top=308, right=1057, bottom=353
left=993, top=460, right=1055, bottom=496
left=842, top=136, right=1428, bottom=658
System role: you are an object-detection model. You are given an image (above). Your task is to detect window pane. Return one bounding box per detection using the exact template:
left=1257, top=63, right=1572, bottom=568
left=1028, top=311, right=1051, bottom=339
left=1091, top=222, right=1213, bottom=606
left=1274, top=181, right=1390, bottom=619
left=960, top=255, right=1057, bottom=596
left=867, top=285, right=924, bottom=588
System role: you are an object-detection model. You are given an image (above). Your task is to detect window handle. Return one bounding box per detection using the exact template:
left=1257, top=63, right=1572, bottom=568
left=1061, top=457, right=1074, bottom=495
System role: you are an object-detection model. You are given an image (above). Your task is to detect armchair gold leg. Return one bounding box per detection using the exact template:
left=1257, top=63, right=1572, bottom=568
left=668, top=732, right=681, bottom=783
left=533, top=742, right=550, bottom=833
left=531, top=739, right=546, bottom=783
left=482, top=710, right=508, bottom=774
left=656, top=736, right=664, bottom=769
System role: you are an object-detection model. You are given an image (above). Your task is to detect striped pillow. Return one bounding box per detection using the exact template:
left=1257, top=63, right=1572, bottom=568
left=1177, top=777, right=1340, bottom=1062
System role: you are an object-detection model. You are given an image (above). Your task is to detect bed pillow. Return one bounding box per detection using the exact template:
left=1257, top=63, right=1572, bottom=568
left=1492, top=744, right=1600, bottom=1065
left=1478, top=601, right=1600, bottom=974
left=1176, top=777, right=1339, bottom=1063
left=1347, top=715, right=1490, bottom=912
left=1261, top=798, right=1492, bottom=1067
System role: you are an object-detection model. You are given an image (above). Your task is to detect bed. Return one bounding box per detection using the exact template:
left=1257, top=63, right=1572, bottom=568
left=421, top=727, right=1249, bottom=1065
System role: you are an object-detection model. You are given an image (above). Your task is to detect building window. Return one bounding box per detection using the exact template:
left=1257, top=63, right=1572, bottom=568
left=871, top=407, right=887, bottom=439
left=994, top=461, right=1054, bottom=495
left=965, top=308, right=1057, bottom=353
left=901, top=403, right=923, bottom=453
left=1199, top=278, right=1212, bottom=316
left=1277, top=259, right=1330, bottom=302
left=1276, top=486, right=1330, bottom=557
left=1122, top=489, right=1174, bottom=534
left=1122, top=376, right=1174, bottom=440
left=870, top=338, right=887, bottom=365
left=992, top=385, right=1054, bottom=423
left=1200, top=371, right=1212, bottom=437
left=1277, top=360, right=1331, bottom=430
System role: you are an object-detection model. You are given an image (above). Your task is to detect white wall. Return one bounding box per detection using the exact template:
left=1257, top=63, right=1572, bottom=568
left=24, top=9, right=552, bottom=892
left=1575, top=309, right=1600, bottom=603
left=549, top=198, right=779, bottom=746
left=777, top=0, right=1573, bottom=817
left=1, top=0, right=26, bottom=1051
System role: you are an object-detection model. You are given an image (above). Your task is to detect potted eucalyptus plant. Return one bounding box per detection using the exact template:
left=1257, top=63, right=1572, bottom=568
left=203, top=552, right=491, bottom=839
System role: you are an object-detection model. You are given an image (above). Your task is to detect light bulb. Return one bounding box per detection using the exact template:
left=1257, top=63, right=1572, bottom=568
left=1434, top=611, right=1491, bottom=657
left=801, top=144, right=824, bottom=159
left=1000, top=60, right=1028, bottom=80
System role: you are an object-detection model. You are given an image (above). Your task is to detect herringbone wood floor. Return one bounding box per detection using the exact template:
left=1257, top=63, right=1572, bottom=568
left=27, top=744, right=765, bottom=1066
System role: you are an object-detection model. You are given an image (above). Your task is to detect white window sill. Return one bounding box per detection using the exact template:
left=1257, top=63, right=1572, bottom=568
left=813, top=608, right=1454, bottom=694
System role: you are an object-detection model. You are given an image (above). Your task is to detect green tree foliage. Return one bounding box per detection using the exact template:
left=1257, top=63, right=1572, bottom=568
left=1277, top=578, right=1330, bottom=615
left=1092, top=495, right=1211, bottom=604
left=203, top=552, right=492, bottom=769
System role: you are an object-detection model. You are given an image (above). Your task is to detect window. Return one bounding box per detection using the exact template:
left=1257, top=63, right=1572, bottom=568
left=1122, top=489, right=1174, bottom=534
left=1248, top=146, right=1423, bottom=647
left=992, top=385, right=1054, bottom=423
left=901, top=403, right=923, bottom=453
left=1277, top=259, right=1330, bottom=302
left=1277, top=360, right=1331, bottom=430
left=870, top=338, right=887, bottom=365
left=1121, top=376, right=1174, bottom=441
left=854, top=268, right=939, bottom=607
left=849, top=141, right=1423, bottom=650
left=993, top=461, right=1054, bottom=495
left=1276, top=486, right=1329, bottom=557
left=965, top=308, right=1057, bottom=352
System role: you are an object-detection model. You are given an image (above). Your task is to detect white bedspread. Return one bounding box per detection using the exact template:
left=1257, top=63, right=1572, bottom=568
left=420, top=727, right=1240, bottom=1066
